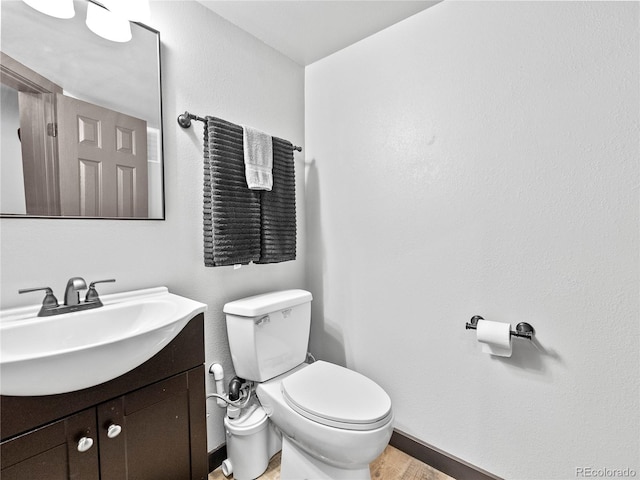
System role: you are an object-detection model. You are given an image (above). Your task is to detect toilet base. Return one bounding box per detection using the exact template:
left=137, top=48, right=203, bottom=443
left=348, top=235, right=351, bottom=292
left=280, top=435, right=372, bottom=480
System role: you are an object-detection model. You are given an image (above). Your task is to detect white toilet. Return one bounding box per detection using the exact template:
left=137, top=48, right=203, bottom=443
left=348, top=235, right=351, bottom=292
left=224, top=289, right=394, bottom=480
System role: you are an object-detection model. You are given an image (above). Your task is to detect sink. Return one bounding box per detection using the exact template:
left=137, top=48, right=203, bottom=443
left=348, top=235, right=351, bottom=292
left=0, top=287, right=207, bottom=396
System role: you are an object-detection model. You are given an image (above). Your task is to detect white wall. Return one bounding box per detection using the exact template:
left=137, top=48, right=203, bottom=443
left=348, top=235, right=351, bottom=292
left=305, top=2, right=639, bottom=479
left=0, top=0, right=305, bottom=452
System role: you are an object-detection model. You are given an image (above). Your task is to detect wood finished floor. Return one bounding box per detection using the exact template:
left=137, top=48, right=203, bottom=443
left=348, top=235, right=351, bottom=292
left=208, top=445, right=455, bottom=480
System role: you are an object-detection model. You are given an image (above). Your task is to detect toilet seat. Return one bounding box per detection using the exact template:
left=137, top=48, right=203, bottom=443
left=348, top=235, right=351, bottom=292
left=281, top=361, right=392, bottom=431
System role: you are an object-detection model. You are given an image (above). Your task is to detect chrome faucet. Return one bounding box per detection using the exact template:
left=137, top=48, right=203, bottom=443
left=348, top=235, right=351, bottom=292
left=19, top=277, right=116, bottom=317
left=64, top=277, right=87, bottom=306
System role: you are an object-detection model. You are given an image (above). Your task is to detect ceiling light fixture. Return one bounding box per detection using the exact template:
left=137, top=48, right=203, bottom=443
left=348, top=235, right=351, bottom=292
left=22, top=0, right=75, bottom=19
left=86, top=2, right=132, bottom=43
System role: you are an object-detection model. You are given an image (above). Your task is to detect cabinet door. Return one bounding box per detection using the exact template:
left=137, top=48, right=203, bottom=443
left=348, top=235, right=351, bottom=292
left=0, top=408, right=99, bottom=480
left=98, top=370, right=206, bottom=480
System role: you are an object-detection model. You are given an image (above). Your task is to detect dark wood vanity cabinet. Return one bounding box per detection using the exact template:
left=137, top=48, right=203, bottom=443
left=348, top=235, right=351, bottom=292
left=1, top=408, right=100, bottom=480
left=1, top=314, right=208, bottom=480
left=97, top=369, right=203, bottom=480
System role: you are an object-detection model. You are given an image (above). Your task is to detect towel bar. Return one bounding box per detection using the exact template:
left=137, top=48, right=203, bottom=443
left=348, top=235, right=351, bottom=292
left=177, top=111, right=206, bottom=128
left=177, top=110, right=302, bottom=152
left=465, top=315, right=535, bottom=339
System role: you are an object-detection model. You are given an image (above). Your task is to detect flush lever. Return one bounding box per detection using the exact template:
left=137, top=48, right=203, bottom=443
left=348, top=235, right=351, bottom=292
left=255, top=315, right=270, bottom=326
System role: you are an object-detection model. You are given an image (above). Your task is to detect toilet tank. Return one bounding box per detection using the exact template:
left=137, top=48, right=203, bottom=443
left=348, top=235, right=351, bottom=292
left=224, top=290, right=313, bottom=382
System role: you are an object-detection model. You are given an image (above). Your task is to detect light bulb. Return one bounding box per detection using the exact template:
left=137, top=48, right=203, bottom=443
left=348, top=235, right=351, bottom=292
left=86, top=2, right=132, bottom=43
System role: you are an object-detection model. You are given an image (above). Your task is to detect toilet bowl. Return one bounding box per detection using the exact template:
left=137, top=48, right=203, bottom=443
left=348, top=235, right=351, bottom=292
left=224, top=290, right=394, bottom=480
left=256, top=362, right=393, bottom=478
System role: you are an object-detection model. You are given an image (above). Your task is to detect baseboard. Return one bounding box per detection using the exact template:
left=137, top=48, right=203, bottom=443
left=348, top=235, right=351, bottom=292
left=208, top=444, right=227, bottom=474
left=390, top=429, right=503, bottom=480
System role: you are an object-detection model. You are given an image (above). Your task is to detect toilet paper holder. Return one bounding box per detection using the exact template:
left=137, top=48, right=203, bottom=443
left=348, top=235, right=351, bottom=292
left=465, top=315, right=535, bottom=339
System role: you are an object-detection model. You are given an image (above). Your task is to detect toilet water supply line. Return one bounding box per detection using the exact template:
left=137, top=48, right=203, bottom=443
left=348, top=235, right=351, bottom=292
left=207, top=352, right=316, bottom=410
left=207, top=363, right=253, bottom=410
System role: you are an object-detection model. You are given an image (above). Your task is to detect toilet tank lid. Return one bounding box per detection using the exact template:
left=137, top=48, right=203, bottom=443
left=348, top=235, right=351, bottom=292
left=223, top=289, right=312, bottom=317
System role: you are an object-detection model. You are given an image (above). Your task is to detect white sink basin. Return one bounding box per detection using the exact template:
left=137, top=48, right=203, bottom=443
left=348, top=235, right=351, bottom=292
left=0, top=287, right=207, bottom=396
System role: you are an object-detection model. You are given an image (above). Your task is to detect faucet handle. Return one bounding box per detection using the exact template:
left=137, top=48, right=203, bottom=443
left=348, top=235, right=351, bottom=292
left=85, top=279, right=116, bottom=303
left=18, top=287, right=59, bottom=308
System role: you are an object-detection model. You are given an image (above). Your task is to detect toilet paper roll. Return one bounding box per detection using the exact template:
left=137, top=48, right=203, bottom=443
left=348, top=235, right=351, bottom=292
left=476, top=319, right=512, bottom=357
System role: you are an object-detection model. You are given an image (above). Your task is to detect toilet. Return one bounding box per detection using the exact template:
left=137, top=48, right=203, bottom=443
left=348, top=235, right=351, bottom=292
left=224, top=289, right=394, bottom=480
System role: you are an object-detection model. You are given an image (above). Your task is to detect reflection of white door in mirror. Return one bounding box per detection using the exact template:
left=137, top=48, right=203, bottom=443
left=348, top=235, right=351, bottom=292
left=3, top=52, right=150, bottom=218
left=1, top=1, right=164, bottom=219
left=13, top=73, right=150, bottom=217
left=55, top=94, right=148, bottom=217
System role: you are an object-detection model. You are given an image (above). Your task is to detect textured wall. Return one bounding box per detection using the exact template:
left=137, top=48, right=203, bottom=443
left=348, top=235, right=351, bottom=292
left=305, top=2, right=639, bottom=479
left=0, top=0, right=305, bottom=452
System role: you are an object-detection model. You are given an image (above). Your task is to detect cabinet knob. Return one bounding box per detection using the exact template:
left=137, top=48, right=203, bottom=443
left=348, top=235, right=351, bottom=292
left=107, top=423, right=122, bottom=439
left=77, top=436, right=94, bottom=452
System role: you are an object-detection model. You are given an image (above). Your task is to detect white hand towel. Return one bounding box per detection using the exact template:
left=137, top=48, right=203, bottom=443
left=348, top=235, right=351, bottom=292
left=243, top=125, right=273, bottom=190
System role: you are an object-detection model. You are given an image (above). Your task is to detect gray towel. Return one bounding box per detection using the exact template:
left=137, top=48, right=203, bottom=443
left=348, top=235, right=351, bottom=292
left=257, top=137, right=296, bottom=263
left=203, top=117, right=261, bottom=266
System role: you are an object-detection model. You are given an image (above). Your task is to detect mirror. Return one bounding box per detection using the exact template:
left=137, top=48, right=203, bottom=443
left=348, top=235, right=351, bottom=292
left=0, top=0, right=164, bottom=219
